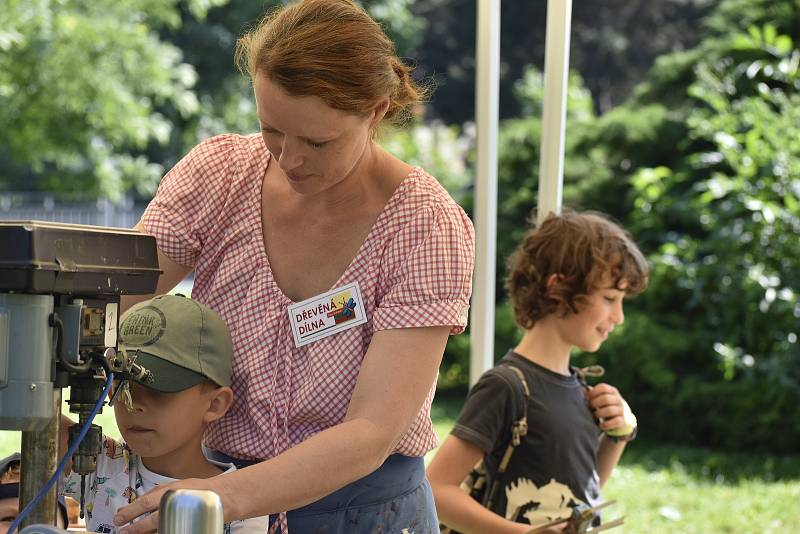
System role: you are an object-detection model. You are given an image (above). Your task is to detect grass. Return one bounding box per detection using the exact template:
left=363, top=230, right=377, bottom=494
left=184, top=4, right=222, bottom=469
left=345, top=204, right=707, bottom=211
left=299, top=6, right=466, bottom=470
left=602, top=442, right=800, bottom=533
left=3, top=393, right=798, bottom=533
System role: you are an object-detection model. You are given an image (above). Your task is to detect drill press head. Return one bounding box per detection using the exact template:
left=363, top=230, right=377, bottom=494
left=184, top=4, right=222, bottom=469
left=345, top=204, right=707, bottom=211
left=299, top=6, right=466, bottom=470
left=0, top=221, right=160, bottom=465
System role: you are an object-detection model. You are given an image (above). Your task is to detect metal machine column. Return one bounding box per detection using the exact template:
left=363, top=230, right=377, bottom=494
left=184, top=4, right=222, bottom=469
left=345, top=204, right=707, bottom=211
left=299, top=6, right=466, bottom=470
left=19, top=392, right=61, bottom=529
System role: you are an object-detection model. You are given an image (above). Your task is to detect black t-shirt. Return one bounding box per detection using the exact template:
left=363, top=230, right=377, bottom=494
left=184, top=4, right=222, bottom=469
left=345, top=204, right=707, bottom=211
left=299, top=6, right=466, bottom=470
left=451, top=351, right=602, bottom=526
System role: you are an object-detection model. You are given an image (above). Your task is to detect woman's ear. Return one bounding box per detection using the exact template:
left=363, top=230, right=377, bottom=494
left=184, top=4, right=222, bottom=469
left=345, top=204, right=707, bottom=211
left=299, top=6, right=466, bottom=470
left=204, top=386, right=234, bottom=424
left=368, top=97, right=390, bottom=130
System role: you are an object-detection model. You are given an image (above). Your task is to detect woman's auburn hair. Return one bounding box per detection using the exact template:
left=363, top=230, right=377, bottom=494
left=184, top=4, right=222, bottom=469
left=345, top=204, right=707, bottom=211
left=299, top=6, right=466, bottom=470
left=235, top=0, right=427, bottom=124
left=505, top=210, right=650, bottom=329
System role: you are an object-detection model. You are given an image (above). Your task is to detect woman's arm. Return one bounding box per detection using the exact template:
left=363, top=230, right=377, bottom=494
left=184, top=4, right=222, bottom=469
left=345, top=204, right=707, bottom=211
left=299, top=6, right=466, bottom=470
left=113, top=325, right=451, bottom=533
left=427, top=435, right=532, bottom=534
left=120, top=222, right=193, bottom=313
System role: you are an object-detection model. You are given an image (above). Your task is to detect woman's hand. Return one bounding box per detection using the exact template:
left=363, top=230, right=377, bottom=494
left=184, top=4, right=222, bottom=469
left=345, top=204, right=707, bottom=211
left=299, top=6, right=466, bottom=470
left=113, top=477, right=228, bottom=534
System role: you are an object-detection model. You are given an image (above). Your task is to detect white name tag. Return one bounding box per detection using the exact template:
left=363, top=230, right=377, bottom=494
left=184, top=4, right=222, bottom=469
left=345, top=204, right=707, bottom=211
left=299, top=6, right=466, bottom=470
left=288, top=282, right=368, bottom=347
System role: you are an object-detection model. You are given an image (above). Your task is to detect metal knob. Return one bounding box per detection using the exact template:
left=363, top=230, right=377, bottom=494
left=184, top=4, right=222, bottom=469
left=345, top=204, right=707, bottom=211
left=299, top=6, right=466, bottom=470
left=158, top=489, right=224, bottom=534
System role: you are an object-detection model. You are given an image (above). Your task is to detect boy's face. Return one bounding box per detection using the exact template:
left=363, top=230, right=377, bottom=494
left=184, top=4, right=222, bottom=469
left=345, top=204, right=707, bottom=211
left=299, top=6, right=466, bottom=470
left=0, top=467, right=68, bottom=533
left=112, top=381, right=217, bottom=459
left=556, top=281, right=626, bottom=353
left=0, top=462, right=20, bottom=533
left=0, top=497, right=18, bottom=534
left=0, top=499, right=68, bottom=533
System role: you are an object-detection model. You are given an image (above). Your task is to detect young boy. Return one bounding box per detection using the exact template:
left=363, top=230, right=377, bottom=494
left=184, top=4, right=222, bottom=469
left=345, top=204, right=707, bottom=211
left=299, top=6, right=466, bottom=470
left=428, top=211, right=649, bottom=534
left=60, top=295, right=269, bottom=534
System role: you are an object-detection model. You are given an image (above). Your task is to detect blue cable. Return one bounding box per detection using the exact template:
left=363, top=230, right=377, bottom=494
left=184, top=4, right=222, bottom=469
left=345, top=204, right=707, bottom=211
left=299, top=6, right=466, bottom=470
left=9, top=372, right=115, bottom=534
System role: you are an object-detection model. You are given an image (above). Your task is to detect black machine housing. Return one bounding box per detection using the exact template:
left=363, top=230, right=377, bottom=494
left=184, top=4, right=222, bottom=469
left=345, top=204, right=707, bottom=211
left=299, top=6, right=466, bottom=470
left=0, top=220, right=160, bottom=295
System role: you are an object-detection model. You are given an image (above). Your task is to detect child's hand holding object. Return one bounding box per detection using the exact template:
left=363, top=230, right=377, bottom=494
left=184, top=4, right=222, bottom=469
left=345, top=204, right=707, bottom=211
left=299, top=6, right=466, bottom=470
left=585, top=384, right=638, bottom=442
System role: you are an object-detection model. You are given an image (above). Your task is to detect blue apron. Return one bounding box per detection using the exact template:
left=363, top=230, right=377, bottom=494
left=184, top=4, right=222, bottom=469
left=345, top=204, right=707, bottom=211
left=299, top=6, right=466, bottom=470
left=205, top=449, right=440, bottom=534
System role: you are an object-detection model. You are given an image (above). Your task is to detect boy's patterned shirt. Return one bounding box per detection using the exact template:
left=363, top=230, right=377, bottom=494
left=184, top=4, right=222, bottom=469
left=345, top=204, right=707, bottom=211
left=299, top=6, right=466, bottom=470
left=61, top=436, right=268, bottom=534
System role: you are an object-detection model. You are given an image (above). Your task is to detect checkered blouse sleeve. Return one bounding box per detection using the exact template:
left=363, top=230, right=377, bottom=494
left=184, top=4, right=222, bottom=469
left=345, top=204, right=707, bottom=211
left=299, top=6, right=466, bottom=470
left=140, top=135, right=236, bottom=268
left=373, top=202, right=475, bottom=335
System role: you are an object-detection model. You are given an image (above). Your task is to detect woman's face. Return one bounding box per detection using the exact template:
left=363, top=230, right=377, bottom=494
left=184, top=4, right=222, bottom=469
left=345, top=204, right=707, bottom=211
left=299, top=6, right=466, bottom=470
left=254, top=75, right=380, bottom=195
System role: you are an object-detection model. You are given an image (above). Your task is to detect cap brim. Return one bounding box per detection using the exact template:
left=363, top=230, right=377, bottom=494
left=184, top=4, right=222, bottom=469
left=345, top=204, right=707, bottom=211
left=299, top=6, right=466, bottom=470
left=0, top=452, right=21, bottom=475
left=132, top=352, right=209, bottom=393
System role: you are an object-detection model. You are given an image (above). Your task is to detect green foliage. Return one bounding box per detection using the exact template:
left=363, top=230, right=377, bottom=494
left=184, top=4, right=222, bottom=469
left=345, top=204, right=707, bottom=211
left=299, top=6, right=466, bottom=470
left=362, top=0, right=426, bottom=54
left=573, top=0, right=800, bottom=453
left=0, top=0, right=425, bottom=200
left=0, top=0, right=224, bottom=199
left=381, top=121, right=473, bottom=196
left=436, top=0, right=800, bottom=454
left=513, top=68, right=595, bottom=122
left=411, top=0, right=715, bottom=123
left=707, top=0, right=800, bottom=39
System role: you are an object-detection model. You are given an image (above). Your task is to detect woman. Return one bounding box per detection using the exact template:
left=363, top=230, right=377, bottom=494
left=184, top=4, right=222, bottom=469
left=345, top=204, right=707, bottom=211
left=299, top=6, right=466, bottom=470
left=114, top=1, right=474, bottom=532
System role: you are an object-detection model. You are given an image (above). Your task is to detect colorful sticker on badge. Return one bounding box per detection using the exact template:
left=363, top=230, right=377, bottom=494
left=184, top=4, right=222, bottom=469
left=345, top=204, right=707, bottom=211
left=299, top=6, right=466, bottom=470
left=288, top=282, right=368, bottom=347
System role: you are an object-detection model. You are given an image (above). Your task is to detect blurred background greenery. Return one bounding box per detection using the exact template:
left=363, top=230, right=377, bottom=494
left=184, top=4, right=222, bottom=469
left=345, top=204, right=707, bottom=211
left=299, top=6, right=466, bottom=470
left=1, top=0, right=799, bottom=531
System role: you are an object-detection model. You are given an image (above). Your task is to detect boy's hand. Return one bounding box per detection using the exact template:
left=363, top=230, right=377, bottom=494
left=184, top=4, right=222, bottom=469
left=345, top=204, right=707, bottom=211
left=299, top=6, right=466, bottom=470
left=584, top=383, right=636, bottom=438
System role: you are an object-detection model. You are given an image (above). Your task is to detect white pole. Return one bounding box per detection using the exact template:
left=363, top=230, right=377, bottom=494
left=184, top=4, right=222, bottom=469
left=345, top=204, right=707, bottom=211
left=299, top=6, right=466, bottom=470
left=537, top=0, right=572, bottom=224
left=470, top=0, right=500, bottom=386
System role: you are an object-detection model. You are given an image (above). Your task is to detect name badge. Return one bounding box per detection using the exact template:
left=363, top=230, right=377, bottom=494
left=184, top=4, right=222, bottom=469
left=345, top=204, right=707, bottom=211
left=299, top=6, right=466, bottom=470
left=288, top=282, right=368, bottom=347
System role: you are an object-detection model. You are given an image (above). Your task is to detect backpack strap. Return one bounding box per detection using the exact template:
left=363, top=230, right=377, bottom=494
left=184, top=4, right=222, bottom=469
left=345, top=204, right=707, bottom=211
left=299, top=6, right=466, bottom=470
left=498, top=366, right=529, bottom=461
left=481, top=364, right=530, bottom=510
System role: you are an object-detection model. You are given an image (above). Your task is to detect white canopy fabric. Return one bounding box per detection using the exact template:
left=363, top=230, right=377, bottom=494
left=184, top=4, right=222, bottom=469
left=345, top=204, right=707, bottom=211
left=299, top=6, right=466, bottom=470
left=470, top=0, right=572, bottom=383
left=470, top=0, right=501, bottom=386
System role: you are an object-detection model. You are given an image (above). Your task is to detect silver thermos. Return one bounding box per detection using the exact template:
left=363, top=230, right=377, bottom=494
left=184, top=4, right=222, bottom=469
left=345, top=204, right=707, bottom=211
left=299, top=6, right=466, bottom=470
left=159, top=489, right=225, bottom=534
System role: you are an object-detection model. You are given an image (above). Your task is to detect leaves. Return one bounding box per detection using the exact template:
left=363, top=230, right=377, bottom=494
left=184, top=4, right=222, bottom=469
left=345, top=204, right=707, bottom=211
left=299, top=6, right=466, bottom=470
left=602, top=5, right=800, bottom=452
left=438, top=0, right=800, bottom=453
left=0, top=0, right=214, bottom=199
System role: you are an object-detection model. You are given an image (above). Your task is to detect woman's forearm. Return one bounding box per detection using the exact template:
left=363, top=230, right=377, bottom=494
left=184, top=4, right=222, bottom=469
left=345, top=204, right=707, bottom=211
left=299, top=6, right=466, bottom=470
left=218, top=417, right=392, bottom=521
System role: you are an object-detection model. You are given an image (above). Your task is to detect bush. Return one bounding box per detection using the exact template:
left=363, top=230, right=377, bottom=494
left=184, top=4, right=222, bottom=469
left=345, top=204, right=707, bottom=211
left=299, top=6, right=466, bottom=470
left=438, top=0, right=800, bottom=454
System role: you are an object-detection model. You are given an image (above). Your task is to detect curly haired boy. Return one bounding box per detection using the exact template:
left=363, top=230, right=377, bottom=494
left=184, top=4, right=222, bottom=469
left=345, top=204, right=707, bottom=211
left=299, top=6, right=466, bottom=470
left=428, top=210, right=649, bottom=533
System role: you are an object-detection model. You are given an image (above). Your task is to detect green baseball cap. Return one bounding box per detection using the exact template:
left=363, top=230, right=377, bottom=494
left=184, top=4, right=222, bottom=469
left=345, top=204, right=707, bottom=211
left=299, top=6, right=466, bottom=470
left=118, top=295, right=233, bottom=393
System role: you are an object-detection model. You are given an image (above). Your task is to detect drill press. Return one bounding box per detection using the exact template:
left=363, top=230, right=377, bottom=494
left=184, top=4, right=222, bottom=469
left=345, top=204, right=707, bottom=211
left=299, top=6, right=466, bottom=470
left=0, top=221, right=160, bottom=531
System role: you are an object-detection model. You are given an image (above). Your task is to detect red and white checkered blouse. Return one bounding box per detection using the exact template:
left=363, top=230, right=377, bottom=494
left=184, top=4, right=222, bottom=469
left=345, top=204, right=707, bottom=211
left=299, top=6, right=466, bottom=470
left=141, top=133, right=475, bottom=460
